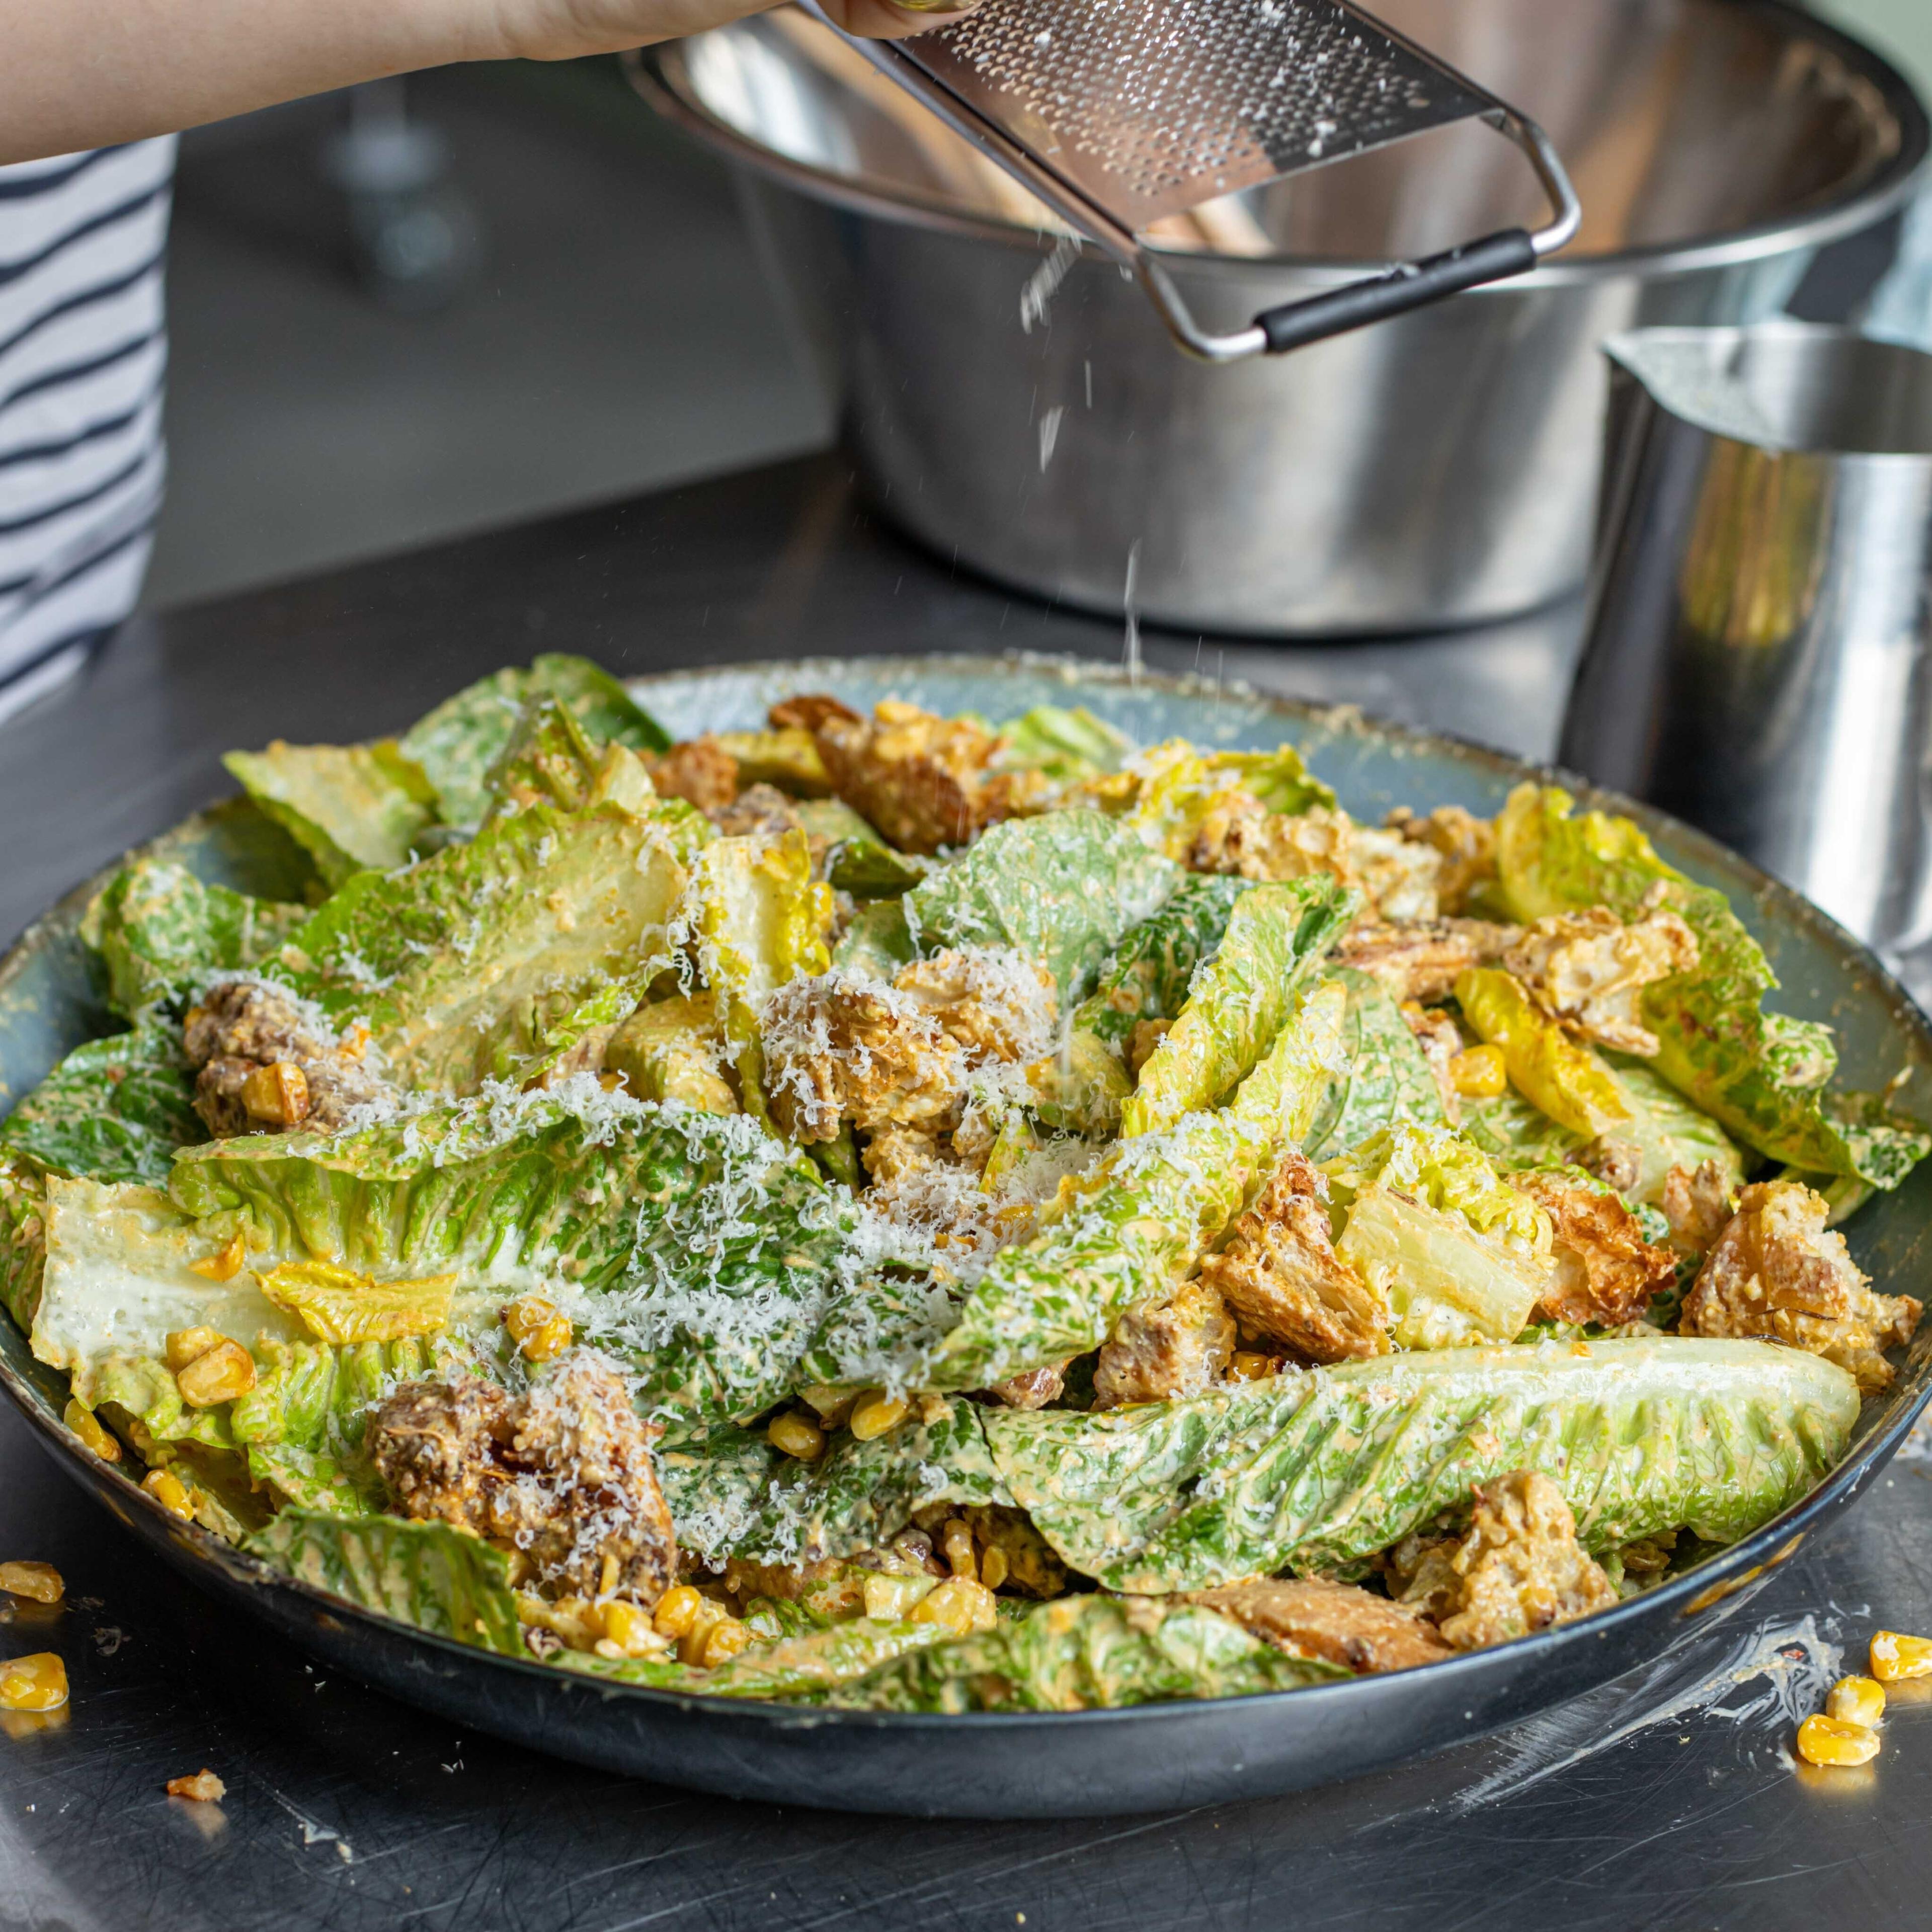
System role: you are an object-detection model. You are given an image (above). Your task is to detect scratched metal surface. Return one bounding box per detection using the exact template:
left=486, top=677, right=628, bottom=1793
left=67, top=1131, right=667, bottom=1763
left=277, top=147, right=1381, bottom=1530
left=0, top=451, right=1926, bottom=1928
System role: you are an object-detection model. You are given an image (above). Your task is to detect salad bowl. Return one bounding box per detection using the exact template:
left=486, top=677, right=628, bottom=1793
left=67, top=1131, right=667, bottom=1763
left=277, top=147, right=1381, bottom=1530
left=0, top=653, right=1926, bottom=1817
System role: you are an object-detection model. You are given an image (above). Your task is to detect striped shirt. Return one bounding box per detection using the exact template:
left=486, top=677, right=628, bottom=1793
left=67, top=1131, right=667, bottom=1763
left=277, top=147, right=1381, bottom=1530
left=0, top=138, right=175, bottom=714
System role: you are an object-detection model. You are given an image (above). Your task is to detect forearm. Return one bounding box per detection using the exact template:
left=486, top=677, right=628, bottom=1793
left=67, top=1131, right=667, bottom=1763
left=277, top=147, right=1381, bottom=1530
left=0, top=0, right=956, bottom=166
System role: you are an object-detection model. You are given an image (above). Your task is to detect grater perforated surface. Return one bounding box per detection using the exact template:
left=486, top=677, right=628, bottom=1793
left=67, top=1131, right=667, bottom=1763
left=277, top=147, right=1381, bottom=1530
left=903, top=0, right=1495, bottom=231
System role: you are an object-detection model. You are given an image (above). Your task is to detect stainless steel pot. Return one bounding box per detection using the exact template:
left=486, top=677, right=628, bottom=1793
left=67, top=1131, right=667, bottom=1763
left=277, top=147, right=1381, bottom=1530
left=634, top=1, right=1926, bottom=637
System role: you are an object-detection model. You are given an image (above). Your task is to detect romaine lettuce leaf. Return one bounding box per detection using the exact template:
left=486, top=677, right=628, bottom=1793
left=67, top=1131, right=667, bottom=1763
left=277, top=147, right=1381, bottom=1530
left=397, top=654, right=670, bottom=829
left=1334, top=1182, right=1546, bottom=1348
left=827, top=1593, right=1345, bottom=1711
left=554, top=1617, right=952, bottom=1699
left=274, top=800, right=697, bottom=1091
left=0, top=1024, right=202, bottom=1186
left=831, top=897, right=916, bottom=979
left=985, top=1337, right=1859, bottom=1591
left=224, top=741, right=437, bottom=889
left=994, top=705, right=1130, bottom=783
left=659, top=1398, right=1009, bottom=1566
left=681, top=829, right=832, bottom=1116
left=1073, top=873, right=1255, bottom=1053
left=479, top=695, right=657, bottom=826
left=1457, top=1089, right=1586, bottom=1172
left=30, top=1177, right=300, bottom=1399
left=1122, top=743, right=1335, bottom=858
left=246, top=1509, right=526, bottom=1654
left=80, top=858, right=308, bottom=1019
left=171, top=1090, right=855, bottom=1431
left=1302, top=965, right=1448, bottom=1160
left=1123, top=877, right=1356, bottom=1136
left=710, top=728, right=831, bottom=797
left=1495, top=783, right=1928, bottom=1185
left=0, top=1153, right=47, bottom=1332
left=604, top=995, right=736, bottom=1113
left=904, top=811, right=1178, bottom=1002
left=1322, top=1121, right=1550, bottom=1258
left=1456, top=965, right=1632, bottom=1140
left=793, top=800, right=928, bottom=897
left=913, top=1110, right=1271, bottom=1393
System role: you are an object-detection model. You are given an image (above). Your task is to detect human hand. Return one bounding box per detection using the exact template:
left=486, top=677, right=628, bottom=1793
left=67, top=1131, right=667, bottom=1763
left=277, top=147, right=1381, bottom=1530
left=501, top=0, right=977, bottom=59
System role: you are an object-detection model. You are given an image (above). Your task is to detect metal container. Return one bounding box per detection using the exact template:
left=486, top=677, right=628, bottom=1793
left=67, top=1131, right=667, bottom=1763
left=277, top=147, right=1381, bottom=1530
left=635, top=0, right=1926, bottom=637
left=1561, top=323, right=1932, bottom=993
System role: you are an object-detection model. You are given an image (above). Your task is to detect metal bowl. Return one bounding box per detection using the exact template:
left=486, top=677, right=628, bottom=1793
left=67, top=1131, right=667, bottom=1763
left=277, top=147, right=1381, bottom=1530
left=634, top=1, right=1927, bottom=636
left=4, top=657, right=1929, bottom=1817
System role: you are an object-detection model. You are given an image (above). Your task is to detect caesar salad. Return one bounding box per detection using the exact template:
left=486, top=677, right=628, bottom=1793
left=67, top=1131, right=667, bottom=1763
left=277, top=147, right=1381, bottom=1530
left=3, top=655, right=1924, bottom=1712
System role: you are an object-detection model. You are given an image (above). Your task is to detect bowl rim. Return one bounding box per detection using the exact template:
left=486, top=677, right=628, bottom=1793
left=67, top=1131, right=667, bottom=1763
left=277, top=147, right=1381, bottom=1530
left=3, top=649, right=1927, bottom=1736
left=631, top=0, right=1930, bottom=288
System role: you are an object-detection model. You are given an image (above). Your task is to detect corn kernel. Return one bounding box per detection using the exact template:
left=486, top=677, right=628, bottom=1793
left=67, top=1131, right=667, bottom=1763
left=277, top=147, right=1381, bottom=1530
left=849, top=1391, right=909, bottom=1441
left=502, top=1295, right=574, bottom=1363
left=653, top=1583, right=703, bottom=1640
left=1826, top=1675, right=1887, bottom=1729
left=1227, top=1350, right=1277, bottom=1384
left=141, top=1469, right=194, bottom=1519
left=980, top=1546, right=1010, bottom=1591
left=0, top=1563, right=63, bottom=1605
left=909, top=1577, right=997, bottom=1637
left=176, top=1338, right=256, bottom=1407
left=188, top=1232, right=247, bottom=1283
left=63, top=1400, right=119, bottom=1463
left=767, top=1411, right=827, bottom=1462
left=1450, top=1045, right=1508, bottom=1098
left=164, top=1327, right=221, bottom=1374
left=598, top=1600, right=665, bottom=1659
left=1871, top=1630, right=1932, bottom=1682
left=0, top=1654, right=67, bottom=1712
left=1796, top=1713, right=1880, bottom=1767
left=677, top=1598, right=728, bottom=1666
left=242, top=1060, right=310, bottom=1128
left=166, top=1769, right=225, bottom=1803
left=699, top=1618, right=752, bottom=1668
left=942, top=1518, right=977, bottom=1579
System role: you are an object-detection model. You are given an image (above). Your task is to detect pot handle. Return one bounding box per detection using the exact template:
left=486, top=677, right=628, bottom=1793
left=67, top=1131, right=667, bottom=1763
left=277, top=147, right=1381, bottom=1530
left=1251, top=230, right=1539, bottom=354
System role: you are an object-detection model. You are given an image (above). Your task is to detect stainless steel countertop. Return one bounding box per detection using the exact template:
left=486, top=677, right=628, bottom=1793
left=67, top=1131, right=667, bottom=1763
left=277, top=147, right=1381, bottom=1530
left=1, top=452, right=1922, bottom=1932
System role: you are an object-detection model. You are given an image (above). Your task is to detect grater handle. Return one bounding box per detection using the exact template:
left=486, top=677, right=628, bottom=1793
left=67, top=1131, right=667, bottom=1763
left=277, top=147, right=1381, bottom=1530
left=1253, top=229, right=1538, bottom=354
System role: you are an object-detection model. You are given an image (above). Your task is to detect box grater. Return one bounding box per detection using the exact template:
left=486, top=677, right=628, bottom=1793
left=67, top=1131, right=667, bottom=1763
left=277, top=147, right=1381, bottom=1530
left=800, top=0, right=1580, bottom=360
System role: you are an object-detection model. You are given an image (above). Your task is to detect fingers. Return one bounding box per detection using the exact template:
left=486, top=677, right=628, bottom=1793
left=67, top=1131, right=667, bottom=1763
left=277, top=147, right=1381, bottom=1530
left=815, top=0, right=982, bottom=37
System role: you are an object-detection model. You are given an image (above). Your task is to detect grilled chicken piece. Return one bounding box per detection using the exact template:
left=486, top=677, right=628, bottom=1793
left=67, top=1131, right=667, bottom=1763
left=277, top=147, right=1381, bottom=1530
left=1680, top=1179, right=1919, bottom=1392
left=1189, top=1578, right=1453, bottom=1674
left=183, top=978, right=391, bottom=1137
left=1093, top=1276, right=1236, bottom=1408
left=1197, top=1150, right=1387, bottom=1362
left=1506, top=1170, right=1676, bottom=1327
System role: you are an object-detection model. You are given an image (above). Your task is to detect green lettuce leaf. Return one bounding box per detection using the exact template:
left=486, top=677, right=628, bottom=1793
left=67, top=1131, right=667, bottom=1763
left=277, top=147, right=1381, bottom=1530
left=1323, top=1121, right=1550, bottom=1257
left=985, top=1336, right=1859, bottom=1591
left=398, top=654, right=671, bottom=829
left=1457, top=1090, right=1586, bottom=1172
left=223, top=741, right=437, bottom=889
left=831, top=898, right=916, bottom=979
left=659, top=1398, right=1009, bottom=1566
left=1122, top=743, right=1336, bottom=858
left=553, top=1617, right=953, bottom=1699
left=1122, top=877, right=1356, bottom=1137
left=80, top=858, right=308, bottom=1019
left=1456, top=965, right=1632, bottom=1141
left=0, top=1024, right=203, bottom=1186
left=793, top=800, right=929, bottom=898
left=479, top=695, right=658, bottom=827
left=1302, top=965, right=1448, bottom=1160
left=1495, top=783, right=1928, bottom=1185
left=826, top=1593, right=1346, bottom=1711
left=171, top=1090, right=855, bottom=1432
left=904, top=811, right=1178, bottom=1002
left=1073, top=873, right=1255, bottom=1053
left=0, top=1153, right=47, bottom=1332
left=994, top=705, right=1131, bottom=783
left=274, top=800, right=699, bottom=1091
left=246, top=1509, right=525, bottom=1654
